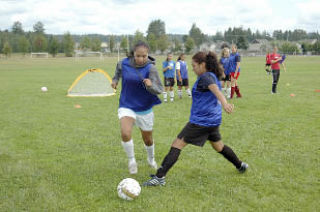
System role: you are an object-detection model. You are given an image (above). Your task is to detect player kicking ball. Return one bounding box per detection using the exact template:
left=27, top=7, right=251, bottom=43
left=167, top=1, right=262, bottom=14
left=143, top=51, right=248, bottom=186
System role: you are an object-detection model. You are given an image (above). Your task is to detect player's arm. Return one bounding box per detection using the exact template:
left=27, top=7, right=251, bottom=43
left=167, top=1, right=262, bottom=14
left=234, top=55, right=241, bottom=75
left=144, top=65, right=164, bottom=95
left=208, top=84, right=234, bottom=114
left=112, top=61, right=122, bottom=89
left=162, top=63, right=170, bottom=72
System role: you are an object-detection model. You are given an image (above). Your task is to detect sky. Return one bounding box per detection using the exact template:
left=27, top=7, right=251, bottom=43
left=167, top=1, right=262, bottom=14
left=0, top=0, right=319, bottom=35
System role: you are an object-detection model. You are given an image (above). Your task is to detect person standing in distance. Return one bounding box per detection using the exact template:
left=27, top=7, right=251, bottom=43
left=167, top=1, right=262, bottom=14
left=176, top=53, right=191, bottom=98
left=162, top=53, right=176, bottom=102
left=220, top=47, right=231, bottom=98
left=143, top=51, right=248, bottom=187
left=270, top=46, right=286, bottom=94
left=229, top=45, right=242, bottom=99
left=111, top=41, right=163, bottom=174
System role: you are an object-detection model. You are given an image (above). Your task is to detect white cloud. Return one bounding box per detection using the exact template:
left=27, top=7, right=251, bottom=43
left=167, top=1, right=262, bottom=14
left=0, top=0, right=319, bottom=34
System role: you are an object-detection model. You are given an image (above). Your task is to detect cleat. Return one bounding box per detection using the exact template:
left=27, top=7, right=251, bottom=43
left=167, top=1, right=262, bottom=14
left=170, top=98, right=174, bottom=102
left=238, top=162, right=248, bottom=173
left=128, top=160, right=137, bottom=174
left=143, top=174, right=165, bottom=186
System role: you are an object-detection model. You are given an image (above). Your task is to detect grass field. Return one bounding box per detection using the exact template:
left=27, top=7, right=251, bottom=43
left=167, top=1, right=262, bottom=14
left=0, top=55, right=319, bottom=211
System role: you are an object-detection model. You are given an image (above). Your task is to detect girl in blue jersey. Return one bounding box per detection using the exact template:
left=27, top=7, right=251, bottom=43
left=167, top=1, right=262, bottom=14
left=176, top=53, right=191, bottom=98
left=162, top=53, right=175, bottom=102
left=111, top=41, right=163, bottom=174
left=229, top=44, right=242, bottom=98
left=220, top=48, right=231, bottom=98
left=143, top=51, right=248, bottom=186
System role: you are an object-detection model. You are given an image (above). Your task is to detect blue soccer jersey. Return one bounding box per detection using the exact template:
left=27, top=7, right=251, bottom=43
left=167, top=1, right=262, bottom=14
left=220, top=57, right=231, bottom=75
left=229, top=52, right=241, bottom=73
left=119, top=58, right=161, bottom=112
left=189, top=72, right=222, bottom=127
left=176, top=60, right=188, bottom=79
left=162, top=60, right=175, bottom=78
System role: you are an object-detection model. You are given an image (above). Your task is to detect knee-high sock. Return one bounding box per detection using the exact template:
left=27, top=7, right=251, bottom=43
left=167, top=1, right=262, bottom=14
left=219, top=145, right=242, bottom=169
left=156, top=147, right=181, bottom=178
left=235, top=86, right=242, bottom=97
left=145, top=143, right=155, bottom=162
left=230, top=87, right=235, bottom=99
left=121, top=139, right=135, bottom=162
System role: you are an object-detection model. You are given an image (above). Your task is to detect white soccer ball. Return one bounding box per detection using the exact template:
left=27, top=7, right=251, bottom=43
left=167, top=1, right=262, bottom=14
left=41, top=87, right=48, bottom=92
left=117, top=178, right=141, bottom=201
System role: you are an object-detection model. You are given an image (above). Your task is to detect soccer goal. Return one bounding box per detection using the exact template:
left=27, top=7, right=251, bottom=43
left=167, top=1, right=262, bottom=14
left=74, top=51, right=103, bottom=59
left=67, top=68, right=115, bottom=97
left=30, top=52, right=49, bottom=58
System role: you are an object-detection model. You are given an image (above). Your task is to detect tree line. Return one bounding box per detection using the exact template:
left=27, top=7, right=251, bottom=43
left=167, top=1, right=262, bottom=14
left=1, top=20, right=320, bottom=57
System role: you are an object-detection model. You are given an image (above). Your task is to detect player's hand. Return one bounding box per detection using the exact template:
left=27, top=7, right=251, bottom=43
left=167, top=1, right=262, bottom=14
left=168, top=66, right=172, bottom=70
left=143, top=79, right=152, bottom=87
left=111, top=81, right=118, bottom=89
left=179, top=77, right=182, bottom=82
left=223, top=103, right=234, bottom=114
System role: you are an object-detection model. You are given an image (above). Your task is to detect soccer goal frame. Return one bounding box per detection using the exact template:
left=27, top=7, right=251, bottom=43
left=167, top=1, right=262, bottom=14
left=75, top=51, right=103, bottom=59
left=30, top=52, right=49, bottom=58
left=67, top=68, right=115, bottom=97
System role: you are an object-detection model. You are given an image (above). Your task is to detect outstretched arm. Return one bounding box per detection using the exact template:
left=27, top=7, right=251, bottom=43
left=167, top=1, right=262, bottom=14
left=208, top=84, right=234, bottom=114
left=111, top=61, right=122, bottom=89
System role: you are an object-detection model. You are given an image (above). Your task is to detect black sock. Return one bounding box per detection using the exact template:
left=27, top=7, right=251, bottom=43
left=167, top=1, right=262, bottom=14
left=219, top=145, right=242, bottom=169
left=156, top=147, right=181, bottom=178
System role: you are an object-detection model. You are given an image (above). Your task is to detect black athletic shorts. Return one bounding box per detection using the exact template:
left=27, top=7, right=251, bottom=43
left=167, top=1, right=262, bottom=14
left=164, top=77, right=175, bottom=87
left=177, top=79, right=189, bottom=86
left=177, top=122, right=221, bottom=147
left=222, top=74, right=230, bottom=82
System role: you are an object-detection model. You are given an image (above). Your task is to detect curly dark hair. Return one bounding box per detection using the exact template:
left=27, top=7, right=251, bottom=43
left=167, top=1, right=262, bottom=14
left=192, top=51, right=224, bottom=79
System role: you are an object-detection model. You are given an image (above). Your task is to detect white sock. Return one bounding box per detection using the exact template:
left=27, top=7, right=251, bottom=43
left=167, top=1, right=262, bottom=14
left=163, top=92, right=167, bottom=101
left=186, top=88, right=191, bottom=97
left=178, top=89, right=182, bottom=97
left=121, top=139, right=135, bottom=162
left=144, top=143, right=155, bottom=162
left=227, top=88, right=231, bottom=98
left=169, top=91, right=174, bottom=101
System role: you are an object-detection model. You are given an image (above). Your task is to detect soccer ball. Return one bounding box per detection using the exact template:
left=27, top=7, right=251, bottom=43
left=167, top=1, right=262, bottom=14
left=41, top=86, right=48, bottom=92
left=117, top=178, right=141, bottom=201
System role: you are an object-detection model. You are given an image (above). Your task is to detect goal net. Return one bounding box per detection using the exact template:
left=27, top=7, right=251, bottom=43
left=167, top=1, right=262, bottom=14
left=75, top=51, right=103, bottom=59
left=31, top=52, right=49, bottom=58
left=67, top=68, right=115, bottom=97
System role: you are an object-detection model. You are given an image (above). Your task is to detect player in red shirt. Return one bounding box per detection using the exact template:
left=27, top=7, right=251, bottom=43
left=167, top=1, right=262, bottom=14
left=270, top=47, right=286, bottom=94
left=265, top=51, right=271, bottom=74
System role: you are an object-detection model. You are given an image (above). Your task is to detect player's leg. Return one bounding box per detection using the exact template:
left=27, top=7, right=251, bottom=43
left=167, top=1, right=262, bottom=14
left=210, top=140, right=248, bottom=173
left=169, top=79, right=175, bottom=102
left=136, top=112, right=157, bottom=169
left=234, top=73, right=242, bottom=98
left=143, top=138, right=187, bottom=186
left=230, top=73, right=236, bottom=99
left=119, top=113, right=137, bottom=174
left=163, top=79, right=169, bottom=102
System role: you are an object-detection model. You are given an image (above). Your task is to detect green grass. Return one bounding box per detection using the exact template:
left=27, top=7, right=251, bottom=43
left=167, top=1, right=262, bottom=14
left=0, top=55, right=319, bottom=211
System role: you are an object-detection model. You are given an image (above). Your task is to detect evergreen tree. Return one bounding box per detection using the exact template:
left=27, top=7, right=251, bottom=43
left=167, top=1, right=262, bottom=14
left=18, top=36, right=30, bottom=55
left=48, top=35, right=59, bottom=57
left=12, top=21, right=24, bottom=35
left=63, top=32, right=74, bottom=57
left=3, top=41, right=12, bottom=57
left=109, top=35, right=115, bottom=53
left=189, top=23, right=204, bottom=47
left=185, top=36, right=195, bottom=54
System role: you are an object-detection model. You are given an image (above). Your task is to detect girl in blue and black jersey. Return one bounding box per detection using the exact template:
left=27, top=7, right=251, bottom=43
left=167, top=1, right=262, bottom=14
left=162, top=53, right=175, bottom=102
left=111, top=41, right=163, bottom=175
left=176, top=53, right=191, bottom=98
left=220, top=47, right=231, bottom=98
left=143, top=51, right=248, bottom=186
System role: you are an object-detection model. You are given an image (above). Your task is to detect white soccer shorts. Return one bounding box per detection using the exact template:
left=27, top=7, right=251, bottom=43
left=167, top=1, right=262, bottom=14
left=118, top=107, right=154, bottom=131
